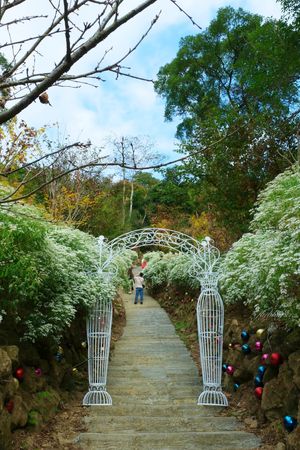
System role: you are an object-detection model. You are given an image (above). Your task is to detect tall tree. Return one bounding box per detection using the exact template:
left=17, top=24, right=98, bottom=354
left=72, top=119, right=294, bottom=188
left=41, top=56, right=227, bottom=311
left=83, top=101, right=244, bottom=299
left=155, top=7, right=300, bottom=236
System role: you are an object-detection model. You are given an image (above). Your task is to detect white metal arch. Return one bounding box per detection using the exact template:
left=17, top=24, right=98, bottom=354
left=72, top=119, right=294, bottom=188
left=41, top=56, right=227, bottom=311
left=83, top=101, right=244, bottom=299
left=82, top=228, right=228, bottom=408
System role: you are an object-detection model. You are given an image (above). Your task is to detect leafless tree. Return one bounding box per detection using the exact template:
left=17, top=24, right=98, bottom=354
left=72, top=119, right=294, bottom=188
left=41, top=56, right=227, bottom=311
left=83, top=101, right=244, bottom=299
left=109, top=135, right=161, bottom=224
left=0, top=0, right=161, bottom=124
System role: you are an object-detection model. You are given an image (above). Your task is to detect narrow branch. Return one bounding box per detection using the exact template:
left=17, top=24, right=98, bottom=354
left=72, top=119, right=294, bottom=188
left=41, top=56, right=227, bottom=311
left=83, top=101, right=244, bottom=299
left=63, top=0, right=71, bottom=62
left=168, top=0, right=201, bottom=30
left=0, top=142, right=90, bottom=176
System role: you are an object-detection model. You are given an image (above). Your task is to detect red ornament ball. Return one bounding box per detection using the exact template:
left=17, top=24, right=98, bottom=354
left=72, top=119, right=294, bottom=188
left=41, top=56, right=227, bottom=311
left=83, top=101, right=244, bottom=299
left=5, top=400, right=14, bottom=414
left=270, top=352, right=283, bottom=366
left=254, top=387, right=263, bottom=399
left=226, top=365, right=235, bottom=376
left=15, top=367, right=24, bottom=381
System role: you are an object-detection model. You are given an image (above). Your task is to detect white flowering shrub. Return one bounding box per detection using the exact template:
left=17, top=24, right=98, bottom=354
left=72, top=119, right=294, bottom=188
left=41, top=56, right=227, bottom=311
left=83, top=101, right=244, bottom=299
left=143, top=251, right=198, bottom=290
left=219, top=166, right=300, bottom=326
left=0, top=196, right=132, bottom=341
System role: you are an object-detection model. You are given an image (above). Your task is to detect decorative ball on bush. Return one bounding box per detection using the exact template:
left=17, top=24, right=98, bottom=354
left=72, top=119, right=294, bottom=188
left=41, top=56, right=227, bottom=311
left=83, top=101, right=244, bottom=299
left=81, top=341, right=87, bottom=348
left=222, top=363, right=229, bottom=373
left=254, top=387, right=263, bottom=399
left=283, top=415, right=298, bottom=432
left=261, top=353, right=269, bottom=364
left=34, top=368, right=42, bottom=377
left=15, top=367, right=24, bottom=381
left=241, top=344, right=251, bottom=354
left=55, top=353, right=63, bottom=362
left=257, top=365, right=266, bottom=377
left=270, top=352, right=283, bottom=366
left=226, top=365, right=235, bottom=376
left=255, top=341, right=263, bottom=352
left=241, top=330, right=250, bottom=342
left=254, top=375, right=264, bottom=387
left=12, top=378, right=19, bottom=390
left=233, top=382, right=240, bottom=391
left=5, top=400, right=14, bottom=414
left=256, top=329, right=265, bottom=338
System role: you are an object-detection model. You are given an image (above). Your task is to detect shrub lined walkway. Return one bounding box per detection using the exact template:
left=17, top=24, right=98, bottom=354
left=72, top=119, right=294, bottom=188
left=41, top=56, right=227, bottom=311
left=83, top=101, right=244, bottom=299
left=77, top=292, right=260, bottom=449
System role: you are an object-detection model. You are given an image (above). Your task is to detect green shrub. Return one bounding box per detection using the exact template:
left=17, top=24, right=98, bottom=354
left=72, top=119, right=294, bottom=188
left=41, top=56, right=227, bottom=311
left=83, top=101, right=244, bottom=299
left=219, top=165, right=300, bottom=326
left=0, top=194, right=132, bottom=341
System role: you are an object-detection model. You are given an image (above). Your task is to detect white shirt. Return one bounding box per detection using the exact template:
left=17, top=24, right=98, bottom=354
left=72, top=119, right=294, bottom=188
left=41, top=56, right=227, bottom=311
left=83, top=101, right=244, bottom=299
left=134, top=275, right=144, bottom=288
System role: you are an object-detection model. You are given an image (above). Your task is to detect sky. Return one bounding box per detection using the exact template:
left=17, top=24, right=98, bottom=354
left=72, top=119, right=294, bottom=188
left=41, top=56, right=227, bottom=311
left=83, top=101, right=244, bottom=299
left=3, top=0, right=282, bottom=164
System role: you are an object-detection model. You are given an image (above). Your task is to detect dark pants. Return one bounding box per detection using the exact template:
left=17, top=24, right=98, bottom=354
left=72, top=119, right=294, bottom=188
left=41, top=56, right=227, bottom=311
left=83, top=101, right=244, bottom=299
left=135, top=287, right=144, bottom=303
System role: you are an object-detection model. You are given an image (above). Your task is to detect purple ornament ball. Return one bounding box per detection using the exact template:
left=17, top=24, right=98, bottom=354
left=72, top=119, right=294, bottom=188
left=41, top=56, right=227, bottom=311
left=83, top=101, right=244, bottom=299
left=255, top=341, right=263, bottom=352
left=261, top=353, right=269, bottom=364
left=35, top=368, right=42, bottom=377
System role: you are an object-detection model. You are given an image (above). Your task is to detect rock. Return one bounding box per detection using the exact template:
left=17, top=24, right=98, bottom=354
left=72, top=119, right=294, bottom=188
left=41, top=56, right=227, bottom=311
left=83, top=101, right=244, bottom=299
left=10, top=395, right=28, bottom=429
left=261, top=377, right=284, bottom=420
left=0, top=410, right=12, bottom=450
left=275, top=443, right=286, bottom=450
left=31, top=388, right=60, bottom=422
left=286, top=425, right=300, bottom=450
left=278, top=364, right=299, bottom=416
left=263, top=365, right=279, bottom=383
left=1, top=346, right=19, bottom=365
left=244, top=417, right=258, bottom=429
left=243, top=355, right=262, bottom=377
left=4, top=377, right=19, bottom=398
left=288, top=351, right=300, bottom=390
left=0, top=349, right=12, bottom=378
left=282, top=329, right=300, bottom=357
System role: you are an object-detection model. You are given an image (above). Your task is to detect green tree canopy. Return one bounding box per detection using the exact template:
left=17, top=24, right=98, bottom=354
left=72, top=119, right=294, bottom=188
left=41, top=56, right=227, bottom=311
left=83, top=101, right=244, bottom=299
left=155, top=7, right=300, bottom=237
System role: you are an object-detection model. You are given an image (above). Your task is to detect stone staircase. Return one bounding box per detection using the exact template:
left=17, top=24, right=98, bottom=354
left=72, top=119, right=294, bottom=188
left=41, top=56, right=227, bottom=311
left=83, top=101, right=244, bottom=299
left=77, top=292, right=260, bottom=450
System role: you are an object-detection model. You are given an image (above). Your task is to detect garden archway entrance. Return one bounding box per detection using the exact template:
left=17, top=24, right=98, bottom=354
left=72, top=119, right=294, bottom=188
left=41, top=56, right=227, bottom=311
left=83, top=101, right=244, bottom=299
left=83, top=228, right=228, bottom=408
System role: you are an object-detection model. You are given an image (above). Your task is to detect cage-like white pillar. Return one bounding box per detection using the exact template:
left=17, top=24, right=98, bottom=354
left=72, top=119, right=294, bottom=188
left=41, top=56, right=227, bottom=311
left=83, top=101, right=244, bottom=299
left=82, top=298, right=113, bottom=406
left=197, top=271, right=228, bottom=407
left=82, top=229, right=228, bottom=407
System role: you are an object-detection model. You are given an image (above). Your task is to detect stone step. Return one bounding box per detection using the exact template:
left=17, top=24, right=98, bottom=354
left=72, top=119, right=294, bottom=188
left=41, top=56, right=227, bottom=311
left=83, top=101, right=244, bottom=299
left=84, top=415, right=240, bottom=433
left=86, top=404, right=220, bottom=418
left=107, top=386, right=199, bottom=396
left=78, top=431, right=261, bottom=449
left=107, top=378, right=200, bottom=386
left=108, top=364, right=199, bottom=380
left=106, top=394, right=198, bottom=405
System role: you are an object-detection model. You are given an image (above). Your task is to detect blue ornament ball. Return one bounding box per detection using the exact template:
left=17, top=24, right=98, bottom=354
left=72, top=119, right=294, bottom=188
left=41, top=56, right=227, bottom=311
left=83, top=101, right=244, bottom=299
left=55, top=353, right=63, bottom=362
left=283, top=415, right=297, bottom=432
left=254, top=375, right=264, bottom=387
left=241, top=330, right=250, bottom=342
left=233, top=383, right=240, bottom=391
left=257, top=365, right=266, bottom=377
left=242, top=344, right=251, bottom=354
left=222, top=363, right=229, bottom=373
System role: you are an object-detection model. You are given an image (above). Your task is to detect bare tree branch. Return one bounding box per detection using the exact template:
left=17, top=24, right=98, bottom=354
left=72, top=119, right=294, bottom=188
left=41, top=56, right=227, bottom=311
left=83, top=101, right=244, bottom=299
left=0, top=127, right=239, bottom=204
left=63, top=0, right=71, bottom=62
left=0, top=0, right=159, bottom=124
left=168, top=0, right=202, bottom=31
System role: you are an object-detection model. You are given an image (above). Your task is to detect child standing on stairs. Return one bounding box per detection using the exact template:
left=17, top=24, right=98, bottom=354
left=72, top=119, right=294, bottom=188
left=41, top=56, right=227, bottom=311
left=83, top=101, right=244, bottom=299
left=133, top=272, right=145, bottom=304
